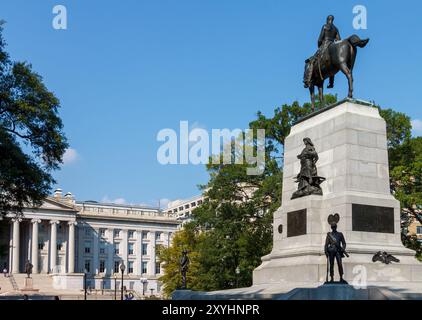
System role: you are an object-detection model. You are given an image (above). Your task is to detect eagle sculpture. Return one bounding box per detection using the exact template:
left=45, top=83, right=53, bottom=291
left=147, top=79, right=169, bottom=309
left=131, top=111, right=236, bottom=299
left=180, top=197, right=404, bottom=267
left=372, top=251, right=400, bottom=264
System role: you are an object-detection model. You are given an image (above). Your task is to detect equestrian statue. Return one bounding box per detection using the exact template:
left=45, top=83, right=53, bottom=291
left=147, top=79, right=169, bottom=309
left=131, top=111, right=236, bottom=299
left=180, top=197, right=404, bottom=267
left=303, top=15, right=369, bottom=110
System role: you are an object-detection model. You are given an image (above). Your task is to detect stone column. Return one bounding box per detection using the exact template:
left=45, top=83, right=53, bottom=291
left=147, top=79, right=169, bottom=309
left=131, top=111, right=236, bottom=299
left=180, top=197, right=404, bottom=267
left=8, top=224, right=13, bottom=272
left=148, top=231, right=156, bottom=275
left=11, top=218, right=22, bottom=274
left=31, top=219, right=41, bottom=274
left=136, top=230, right=142, bottom=275
left=122, top=230, right=128, bottom=273
left=67, top=221, right=77, bottom=273
left=164, top=232, right=170, bottom=247
left=49, top=220, right=60, bottom=273
left=93, top=228, right=99, bottom=274
left=107, top=229, right=114, bottom=275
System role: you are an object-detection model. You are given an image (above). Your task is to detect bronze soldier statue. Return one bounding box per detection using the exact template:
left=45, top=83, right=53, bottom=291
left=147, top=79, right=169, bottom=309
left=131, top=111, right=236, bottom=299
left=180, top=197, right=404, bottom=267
left=304, top=15, right=341, bottom=89
left=291, top=138, right=325, bottom=199
left=180, top=250, right=190, bottom=289
left=324, top=214, right=348, bottom=283
left=24, top=260, right=33, bottom=279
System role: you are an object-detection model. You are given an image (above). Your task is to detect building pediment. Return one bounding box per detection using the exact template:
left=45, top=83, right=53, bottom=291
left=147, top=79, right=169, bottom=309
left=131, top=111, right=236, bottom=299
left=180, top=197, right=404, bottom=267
left=29, top=197, right=78, bottom=212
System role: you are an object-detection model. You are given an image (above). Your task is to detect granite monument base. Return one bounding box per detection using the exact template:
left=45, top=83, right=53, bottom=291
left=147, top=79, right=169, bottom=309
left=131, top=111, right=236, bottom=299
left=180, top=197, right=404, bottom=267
left=252, top=99, right=422, bottom=290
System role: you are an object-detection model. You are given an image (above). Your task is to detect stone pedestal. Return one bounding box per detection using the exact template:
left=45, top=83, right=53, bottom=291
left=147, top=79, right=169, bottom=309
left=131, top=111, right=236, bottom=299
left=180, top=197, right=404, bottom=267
left=253, top=99, right=422, bottom=287
left=21, top=278, right=39, bottom=292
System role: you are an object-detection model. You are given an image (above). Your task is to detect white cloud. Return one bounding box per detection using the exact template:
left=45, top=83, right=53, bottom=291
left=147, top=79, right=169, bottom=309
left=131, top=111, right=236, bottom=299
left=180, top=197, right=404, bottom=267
left=113, top=198, right=127, bottom=205
left=63, top=148, right=79, bottom=165
left=101, top=196, right=126, bottom=205
left=411, top=119, right=422, bottom=136
left=159, top=198, right=171, bottom=209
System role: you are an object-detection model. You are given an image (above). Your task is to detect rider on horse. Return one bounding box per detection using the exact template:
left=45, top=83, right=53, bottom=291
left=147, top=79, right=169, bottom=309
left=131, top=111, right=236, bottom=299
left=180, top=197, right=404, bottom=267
left=304, top=15, right=341, bottom=89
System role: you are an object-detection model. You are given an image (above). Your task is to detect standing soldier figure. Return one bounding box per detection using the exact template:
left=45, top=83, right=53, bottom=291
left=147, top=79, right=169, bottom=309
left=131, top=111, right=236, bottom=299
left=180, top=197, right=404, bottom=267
left=324, top=214, right=348, bottom=283
left=180, top=250, right=190, bottom=289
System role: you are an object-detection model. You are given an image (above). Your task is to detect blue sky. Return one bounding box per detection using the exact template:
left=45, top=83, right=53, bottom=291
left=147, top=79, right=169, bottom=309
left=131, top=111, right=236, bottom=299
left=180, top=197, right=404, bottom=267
left=1, top=0, right=421, bottom=207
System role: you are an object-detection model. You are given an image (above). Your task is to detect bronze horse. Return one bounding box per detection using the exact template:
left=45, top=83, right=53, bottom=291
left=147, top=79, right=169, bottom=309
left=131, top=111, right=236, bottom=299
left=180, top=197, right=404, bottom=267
left=308, top=35, right=369, bottom=110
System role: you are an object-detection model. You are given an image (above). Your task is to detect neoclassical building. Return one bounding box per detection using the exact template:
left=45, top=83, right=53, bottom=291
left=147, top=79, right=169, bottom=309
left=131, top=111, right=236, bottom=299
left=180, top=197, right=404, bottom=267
left=166, top=195, right=205, bottom=224
left=0, top=189, right=180, bottom=295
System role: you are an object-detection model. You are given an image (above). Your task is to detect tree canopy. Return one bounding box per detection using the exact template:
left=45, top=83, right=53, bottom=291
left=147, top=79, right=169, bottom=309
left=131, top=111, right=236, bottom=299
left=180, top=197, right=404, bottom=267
left=0, top=22, right=68, bottom=215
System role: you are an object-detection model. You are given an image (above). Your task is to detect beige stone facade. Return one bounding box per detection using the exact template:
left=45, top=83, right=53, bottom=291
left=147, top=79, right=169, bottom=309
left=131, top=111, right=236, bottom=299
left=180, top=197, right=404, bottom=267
left=0, top=190, right=180, bottom=296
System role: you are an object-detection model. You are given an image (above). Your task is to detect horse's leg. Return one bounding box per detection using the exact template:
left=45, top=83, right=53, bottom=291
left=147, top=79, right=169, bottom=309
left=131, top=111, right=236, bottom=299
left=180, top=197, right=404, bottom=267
left=339, top=63, right=353, bottom=98
left=318, top=85, right=324, bottom=107
left=309, top=85, right=315, bottom=111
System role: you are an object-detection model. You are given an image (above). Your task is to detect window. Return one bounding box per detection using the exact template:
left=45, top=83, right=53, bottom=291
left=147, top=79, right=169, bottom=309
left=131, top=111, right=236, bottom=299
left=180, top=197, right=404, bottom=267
left=84, top=241, right=91, bottom=254
left=155, top=232, right=162, bottom=241
left=185, top=204, right=190, bottom=209
left=142, top=243, right=148, bottom=255
left=142, top=231, right=148, bottom=240
left=128, top=243, right=134, bottom=255
left=155, top=262, right=161, bottom=274
left=99, top=228, right=106, bottom=237
left=191, top=202, right=196, bottom=207
left=128, top=230, right=135, bottom=239
left=85, top=228, right=91, bottom=237
left=114, top=229, right=120, bottom=238
left=129, top=281, right=134, bottom=290
left=99, top=260, right=105, bottom=273
left=84, top=260, right=91, bottom=273
left=57, top=244, right=62, bottom=251
left=141, top=262, right=147, bottom=274
left=99, top=241, right=106, bottom=254
left=197, top=200, right=203, bottom=205
left=128, top=261, right=134, bottom=274
left=179, top=206, right=183, bottom=211
left=38, top=243, right=44, bottom=250
left=417, top=226, right=422, bottom=234
left=114, top=261, right=120, bottom=273
left=114, top=243, right=120, bottom=255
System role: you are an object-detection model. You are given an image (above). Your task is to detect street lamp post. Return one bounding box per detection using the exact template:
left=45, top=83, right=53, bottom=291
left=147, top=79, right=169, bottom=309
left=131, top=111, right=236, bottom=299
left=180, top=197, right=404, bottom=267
left=235, top=266, right=240, bottom=288
left=83, top=269, right=88, bottom=300
left=114, top=274, right=117, bottom=300
left=140, top=278, right=148, bottom=296
left=120, top=262, right=125, bottom=301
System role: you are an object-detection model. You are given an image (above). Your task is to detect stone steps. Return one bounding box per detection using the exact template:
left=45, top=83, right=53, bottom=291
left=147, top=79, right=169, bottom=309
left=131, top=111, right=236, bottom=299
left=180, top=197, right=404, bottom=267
left=12, top=274, right=54, bottom=291
left=0, top=275, right=15, bottom=293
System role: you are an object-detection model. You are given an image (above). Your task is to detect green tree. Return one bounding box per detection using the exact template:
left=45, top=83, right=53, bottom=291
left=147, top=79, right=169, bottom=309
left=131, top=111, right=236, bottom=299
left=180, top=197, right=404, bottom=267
left=157, top=224, right=203, bottom=297
left=390, top=137, right=422, bottom=260
left=0, top=22, right=68, bottom=215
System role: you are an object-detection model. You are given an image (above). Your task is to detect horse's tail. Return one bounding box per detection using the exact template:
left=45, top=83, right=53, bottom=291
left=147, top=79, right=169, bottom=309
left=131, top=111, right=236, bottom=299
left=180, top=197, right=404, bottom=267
left=348, top=35, right=369, bottom=48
